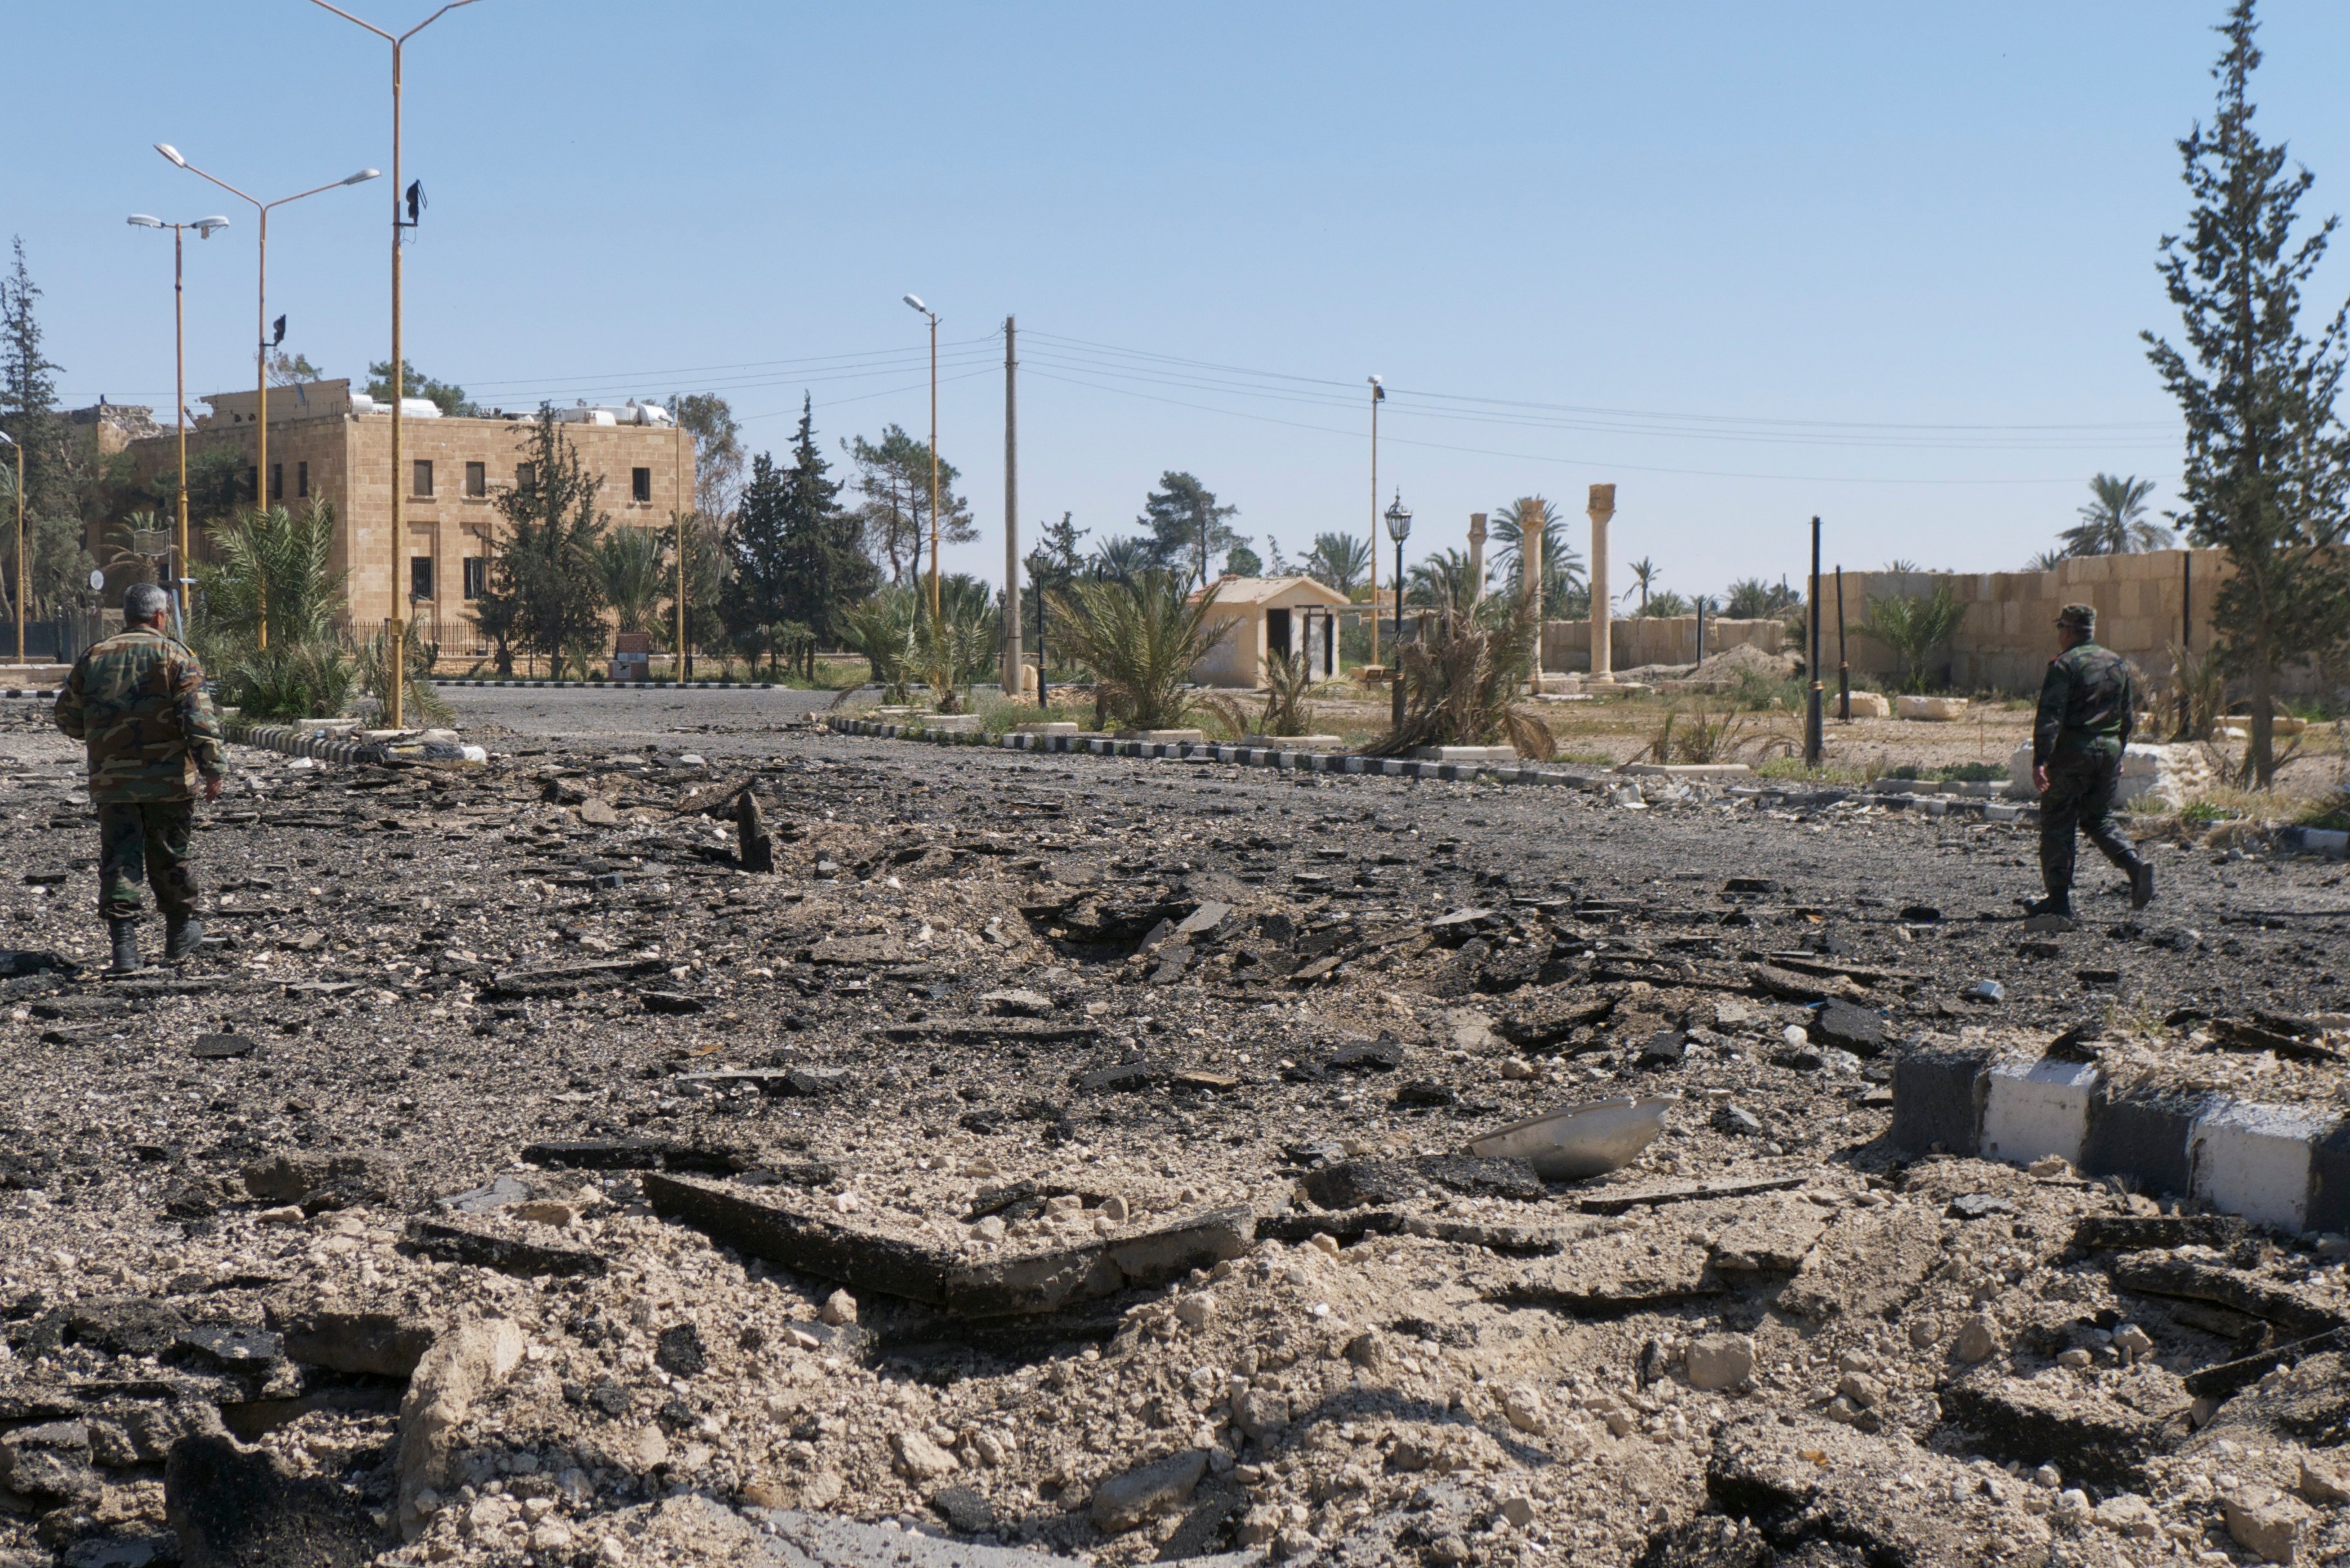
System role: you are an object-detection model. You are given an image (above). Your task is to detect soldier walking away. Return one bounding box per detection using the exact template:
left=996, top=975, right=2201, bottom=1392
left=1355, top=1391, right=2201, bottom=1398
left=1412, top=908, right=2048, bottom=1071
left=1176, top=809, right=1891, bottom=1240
left=2029, top=602, right=2154, bottom=924
left=52, top=581, right=225, bottom=975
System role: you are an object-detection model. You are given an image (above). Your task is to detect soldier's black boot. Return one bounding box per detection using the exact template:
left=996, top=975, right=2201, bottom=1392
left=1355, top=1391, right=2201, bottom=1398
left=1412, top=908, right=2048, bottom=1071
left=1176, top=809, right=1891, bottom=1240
left=165, top=916, right=205, bottom=964
left=106, top=919, right=142, bottom=976
left=2129, top=860, right=2156, bottom=911
left=2023, top=895, right=2075, bottom=922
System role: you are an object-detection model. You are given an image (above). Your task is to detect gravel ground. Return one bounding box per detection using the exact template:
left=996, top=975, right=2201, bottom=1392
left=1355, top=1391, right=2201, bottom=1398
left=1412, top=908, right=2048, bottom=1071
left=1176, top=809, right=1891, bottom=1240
left=3, top=692, right=2350, bottom=1568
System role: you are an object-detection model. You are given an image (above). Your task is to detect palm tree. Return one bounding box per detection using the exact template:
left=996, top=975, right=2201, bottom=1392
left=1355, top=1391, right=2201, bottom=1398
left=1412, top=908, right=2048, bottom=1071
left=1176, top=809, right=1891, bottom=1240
left=1088, top=534, right=1157, bottom=584
left=1624, top=555, right=1660, bottom=610
left=1404, top=548, right=1486, bottom=616
left=1489, top=497, right=1585, bottom=604
left=1724, top=577, right=1788, bottom=620
left=597, top=525, right=668, bottom=635
left=1642, top=590, right=1691, bottom=619
left=2023, top=548, right=2071, bottom=572
left=2061, top=474, right=2173, bottom=555
left=1855, top=584, right=1966, bottom=693
left=1882, top=559, right=1921, bottom=574
left=1048, top=570, right=1226, bottom=731
left=1302, top=532, right=1371, bottom=596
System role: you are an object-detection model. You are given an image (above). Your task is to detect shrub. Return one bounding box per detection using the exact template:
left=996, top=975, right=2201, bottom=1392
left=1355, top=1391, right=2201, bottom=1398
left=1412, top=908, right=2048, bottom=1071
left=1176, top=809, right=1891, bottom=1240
left=1048, top=572, right=1225, bottom=731
left=1368, top=599, right=1554, bottom=760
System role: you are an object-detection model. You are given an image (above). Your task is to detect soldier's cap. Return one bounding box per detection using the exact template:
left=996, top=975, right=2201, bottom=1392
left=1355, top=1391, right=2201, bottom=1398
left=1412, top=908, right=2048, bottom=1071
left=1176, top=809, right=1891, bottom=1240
left=2056, top=603, right=2096, bottom=632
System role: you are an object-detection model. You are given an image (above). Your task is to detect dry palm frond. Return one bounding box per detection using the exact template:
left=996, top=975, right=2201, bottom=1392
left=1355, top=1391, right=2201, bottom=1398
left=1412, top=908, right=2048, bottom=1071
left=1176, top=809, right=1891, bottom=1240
left=1368, top=599, right=1554, bottom=759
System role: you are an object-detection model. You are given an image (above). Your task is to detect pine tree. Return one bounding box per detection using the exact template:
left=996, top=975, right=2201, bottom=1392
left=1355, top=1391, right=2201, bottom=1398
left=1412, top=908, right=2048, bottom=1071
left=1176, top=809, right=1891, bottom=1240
left=488, top=409, right=608, bottom=676
left=725, top=399, right=879, bottom=677
left=2143, top=0, right=2350, bottom=785
left=1139, top=472, right=1240, bottom=587
left=0, top=239, right=63, bottom=509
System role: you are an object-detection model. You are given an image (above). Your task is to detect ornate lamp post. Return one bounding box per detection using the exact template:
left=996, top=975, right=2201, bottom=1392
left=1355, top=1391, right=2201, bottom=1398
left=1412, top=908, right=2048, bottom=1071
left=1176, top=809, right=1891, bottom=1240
left=1383, top=490, right=1412, bottom=733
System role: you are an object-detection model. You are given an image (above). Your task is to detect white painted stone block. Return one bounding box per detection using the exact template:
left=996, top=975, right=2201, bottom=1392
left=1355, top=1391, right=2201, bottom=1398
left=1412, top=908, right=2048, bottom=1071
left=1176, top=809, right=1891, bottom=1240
left=1981, top=1056, right=2102, bottom=1168
left=2191, top=1101, right=2327, bottom=1232
left=1845, top=692, right=1891, bottom=719
left=1896, top=696, right=1970, bottom=721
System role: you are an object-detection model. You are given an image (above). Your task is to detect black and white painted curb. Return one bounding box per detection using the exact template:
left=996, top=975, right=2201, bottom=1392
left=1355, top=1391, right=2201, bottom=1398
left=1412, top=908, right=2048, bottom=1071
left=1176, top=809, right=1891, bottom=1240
left=824, top=717, right=1610, bottom=787
left=0, top=688, right=61, bottom=700
left=224, top=720, right=392, bottom=767
left=1894, top=1044, right=2350, bottom=1235
left=436, top=679, right=779, bottom=691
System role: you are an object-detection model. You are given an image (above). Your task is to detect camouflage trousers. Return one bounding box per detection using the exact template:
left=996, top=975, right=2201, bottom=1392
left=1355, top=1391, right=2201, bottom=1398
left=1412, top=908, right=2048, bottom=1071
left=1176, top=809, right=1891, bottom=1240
left=96, top=801, right=198, bottom=922
left=2038, top=754, right=2141, bottom=901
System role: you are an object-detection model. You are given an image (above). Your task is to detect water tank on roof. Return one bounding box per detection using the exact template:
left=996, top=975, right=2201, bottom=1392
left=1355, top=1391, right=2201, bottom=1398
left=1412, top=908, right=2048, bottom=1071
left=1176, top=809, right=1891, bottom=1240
left=350, top=392, right=381, bottom=415
left=400, top=397, right=443, bottom=419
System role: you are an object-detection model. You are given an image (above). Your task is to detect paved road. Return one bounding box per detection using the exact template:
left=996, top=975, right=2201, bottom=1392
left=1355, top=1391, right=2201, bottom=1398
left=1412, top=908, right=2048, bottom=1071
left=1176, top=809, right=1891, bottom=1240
left=436, top=682, right=841, bottom=754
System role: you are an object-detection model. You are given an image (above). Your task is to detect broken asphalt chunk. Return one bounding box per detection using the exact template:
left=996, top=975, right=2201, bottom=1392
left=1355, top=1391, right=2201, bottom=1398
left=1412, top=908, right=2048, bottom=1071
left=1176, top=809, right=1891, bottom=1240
left=406, top=1216, right=608, bottom=1278
left=520, top=1138, right=749, bottom=1173
left=2110, top=1253, right=2344, bottom=1339
left=1937, top=1368, right=2188, bottom=1487
left=642, top=1171, right=1251, bottom=1316
left=1300, top=1155, right=1544, bottom=1210
left=2071, top=1213, right=2247, bottom=1254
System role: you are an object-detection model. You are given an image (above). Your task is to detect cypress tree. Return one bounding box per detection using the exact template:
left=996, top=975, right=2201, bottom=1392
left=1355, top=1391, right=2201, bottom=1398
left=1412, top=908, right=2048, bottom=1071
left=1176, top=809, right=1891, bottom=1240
left=2143, top=0, right=2350, bottom=785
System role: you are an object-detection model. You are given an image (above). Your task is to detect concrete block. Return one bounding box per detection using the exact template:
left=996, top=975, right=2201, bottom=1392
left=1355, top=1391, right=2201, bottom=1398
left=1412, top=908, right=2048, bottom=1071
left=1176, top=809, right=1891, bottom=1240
left=2302, top=1120, right=2350, bottom=1237
left=1112, top=729, right=1203, bottom=743
left=2080, top=1092, right=2207, bottom=1202
left=1013, top=722, right=1078, bottom=736
left=1981, top=1055, right=2102, bottom=1168
left=1845, top=692, right=1891, bottom=718
left=1897, top=696, right=1970, bottom=721
left=1408, top=745, right=1519, bottom=763
left=1890, top=1045, right=1990, bottom=1156
left=1620, top=763, right=1753, bottom=779
left=2191, top=1101, right=2331, bottom=1233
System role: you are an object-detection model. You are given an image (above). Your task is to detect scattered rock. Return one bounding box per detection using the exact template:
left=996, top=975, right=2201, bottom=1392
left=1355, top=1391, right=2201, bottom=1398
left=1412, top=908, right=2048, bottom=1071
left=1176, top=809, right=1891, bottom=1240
left=1090, top=1448, right=1208, bottom=1533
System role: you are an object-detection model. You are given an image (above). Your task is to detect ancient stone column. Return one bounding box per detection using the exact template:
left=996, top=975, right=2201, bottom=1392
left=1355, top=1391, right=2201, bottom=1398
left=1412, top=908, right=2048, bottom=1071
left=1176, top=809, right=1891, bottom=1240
left=1467, top=513, right=1487, bottom=608
left=1588, top=483, right=1616, bottom=682
left=1518, top=497, right=1543, bottom=682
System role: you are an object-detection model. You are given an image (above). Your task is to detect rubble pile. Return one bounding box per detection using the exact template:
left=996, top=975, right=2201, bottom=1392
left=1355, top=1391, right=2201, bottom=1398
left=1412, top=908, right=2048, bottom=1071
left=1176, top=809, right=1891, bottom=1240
left=2, top=709, right=2349, bottom=1567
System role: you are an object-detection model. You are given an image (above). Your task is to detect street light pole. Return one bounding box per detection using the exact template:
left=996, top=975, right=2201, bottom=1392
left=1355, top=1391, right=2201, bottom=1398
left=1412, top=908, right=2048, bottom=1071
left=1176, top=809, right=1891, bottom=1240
left=155, top=148, right=377, bottom=650
left=306, top=0, right=481, bottom=729
left=127, top=214, right=230, bottom=626
left=1367, top=376, right=1383, bottom=671
left=1383, top=491, right=1412, bottom=734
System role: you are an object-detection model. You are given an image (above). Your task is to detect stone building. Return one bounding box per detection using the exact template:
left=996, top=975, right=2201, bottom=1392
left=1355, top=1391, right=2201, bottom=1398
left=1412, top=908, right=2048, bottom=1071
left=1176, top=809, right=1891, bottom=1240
left=118, top=379, right=694, bottom=653
left=1188, top=575, right=1352, bottom=687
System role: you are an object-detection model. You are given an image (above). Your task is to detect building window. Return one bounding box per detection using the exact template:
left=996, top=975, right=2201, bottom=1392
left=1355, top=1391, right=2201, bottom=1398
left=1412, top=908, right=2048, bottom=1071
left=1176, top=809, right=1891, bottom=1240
left=463, top=557, right=488, bottom=601
left=296, top=461, right=309, bottom=499
left=270, top=462, right=283, bottom=501
left=631, top=467, right=652, bottom=503
left=412, top=460, right=434, bottom=498
left=466, top=461, right=487, bottom=498
left=409, top=557, right=434, bottom=602
left=248, top=466, right=259, bottom=501
left=516, top=462, right=536, bottom=490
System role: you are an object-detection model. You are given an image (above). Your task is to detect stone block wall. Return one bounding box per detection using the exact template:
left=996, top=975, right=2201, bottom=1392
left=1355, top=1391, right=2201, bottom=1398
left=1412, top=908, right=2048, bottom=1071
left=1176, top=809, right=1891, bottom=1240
left=1543, top=616, right=1784, bottom=672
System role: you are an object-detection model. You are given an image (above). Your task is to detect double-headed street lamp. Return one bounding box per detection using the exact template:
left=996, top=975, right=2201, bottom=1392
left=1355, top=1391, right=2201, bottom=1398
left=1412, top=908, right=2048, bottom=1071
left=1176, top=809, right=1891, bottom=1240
left=156, top=146, right=377, bottom=648
left=1383, top=490, right=1412, bottom=732
left=305, top=0, right=482, bottom=728
left=126, top=213, right=231, bottom=623
left=902, top=294, right=940, bottom=621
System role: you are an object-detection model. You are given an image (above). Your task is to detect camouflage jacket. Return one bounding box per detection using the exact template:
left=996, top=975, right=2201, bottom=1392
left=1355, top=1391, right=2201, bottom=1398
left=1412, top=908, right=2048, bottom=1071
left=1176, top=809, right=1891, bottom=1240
left=53, top=626, right=226, bottom=803
left=2033, top=640, right=2136, bottom=769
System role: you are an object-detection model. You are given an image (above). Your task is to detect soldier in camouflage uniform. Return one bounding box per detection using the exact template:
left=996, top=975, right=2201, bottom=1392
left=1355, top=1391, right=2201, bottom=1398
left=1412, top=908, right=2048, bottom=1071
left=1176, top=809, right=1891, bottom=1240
left=2030, top=602, right=2154, bottom=922
left=52, top=582, right=225, bottom=974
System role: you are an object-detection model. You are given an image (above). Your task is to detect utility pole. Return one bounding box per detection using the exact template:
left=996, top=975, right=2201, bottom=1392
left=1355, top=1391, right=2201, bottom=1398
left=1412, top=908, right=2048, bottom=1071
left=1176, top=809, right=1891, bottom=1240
left=1804, top=517, right=1824, bottom=769
left=1002, top=316, right=1021, bottom=696
left=676, top=425, right=689, bottom=682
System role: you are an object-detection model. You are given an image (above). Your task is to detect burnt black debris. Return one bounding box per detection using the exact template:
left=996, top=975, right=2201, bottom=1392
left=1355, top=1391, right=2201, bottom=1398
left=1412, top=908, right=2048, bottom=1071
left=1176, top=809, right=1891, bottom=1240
left=3, top=703, right=2349, bottom=1567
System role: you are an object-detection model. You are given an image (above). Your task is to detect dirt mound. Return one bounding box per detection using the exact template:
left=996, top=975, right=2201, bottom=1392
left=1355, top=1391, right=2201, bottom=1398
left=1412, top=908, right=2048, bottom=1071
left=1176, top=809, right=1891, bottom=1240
left=1685, top=643, right=1800, bottom=686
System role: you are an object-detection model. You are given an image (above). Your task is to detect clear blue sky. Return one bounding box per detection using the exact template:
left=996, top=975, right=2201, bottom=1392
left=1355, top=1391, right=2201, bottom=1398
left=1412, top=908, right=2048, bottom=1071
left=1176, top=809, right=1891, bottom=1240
left=9, top=2, right=2349, bottom=601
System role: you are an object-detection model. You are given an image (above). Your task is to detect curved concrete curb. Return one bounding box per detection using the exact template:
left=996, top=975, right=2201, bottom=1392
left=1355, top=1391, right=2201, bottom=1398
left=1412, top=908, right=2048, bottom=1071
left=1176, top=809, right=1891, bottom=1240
left=225, top=720, right=393, bottom=767
left=436, top=678, right=779, bottom=691
left=823, top=716, right=1605, bottom=789
left=1893, top=1045, right=2350, bottom=1234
